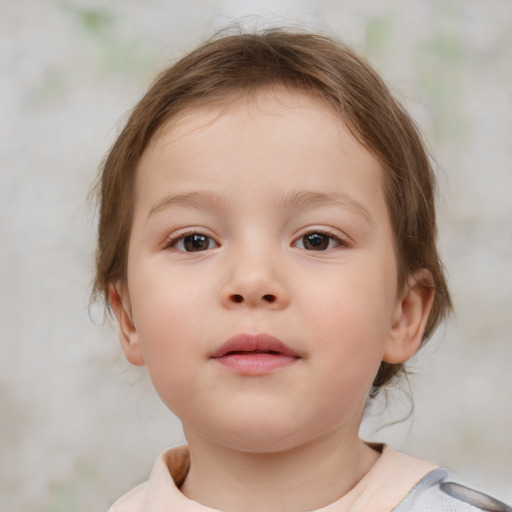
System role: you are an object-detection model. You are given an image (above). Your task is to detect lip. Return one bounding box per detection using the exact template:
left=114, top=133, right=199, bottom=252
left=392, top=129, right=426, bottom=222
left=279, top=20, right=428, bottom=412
left=210, top=333, right=301, bottom=375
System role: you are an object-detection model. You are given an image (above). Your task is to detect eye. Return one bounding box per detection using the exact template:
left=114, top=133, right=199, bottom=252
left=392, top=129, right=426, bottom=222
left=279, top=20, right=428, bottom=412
left=169, top=233, right=219, bottom=252
left=294, top=231, right=342, bottom=251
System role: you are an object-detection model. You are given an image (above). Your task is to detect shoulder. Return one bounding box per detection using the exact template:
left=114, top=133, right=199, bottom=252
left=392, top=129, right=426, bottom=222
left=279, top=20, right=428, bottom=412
left=394, top=468, right=512, bottom=512
left=107, top=482, right=147, bottom=512
left=106, top=445, right=191, bottom=512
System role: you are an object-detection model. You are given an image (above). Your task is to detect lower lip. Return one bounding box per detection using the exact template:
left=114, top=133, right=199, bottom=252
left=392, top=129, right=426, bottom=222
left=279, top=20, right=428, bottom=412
left=213, top=353, right=299, bottom=375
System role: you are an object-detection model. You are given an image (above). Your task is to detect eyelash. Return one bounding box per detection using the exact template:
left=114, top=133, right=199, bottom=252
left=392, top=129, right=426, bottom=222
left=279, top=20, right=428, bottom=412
left=163, top=228, right=347, bottom=253
left=293, top=229, right=346, bottom=251
left=164, top=231, right=220, bottom=252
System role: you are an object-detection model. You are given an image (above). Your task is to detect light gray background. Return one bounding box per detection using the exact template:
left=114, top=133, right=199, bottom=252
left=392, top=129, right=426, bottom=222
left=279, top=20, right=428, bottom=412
left=1, top=1, right=511, bottom=511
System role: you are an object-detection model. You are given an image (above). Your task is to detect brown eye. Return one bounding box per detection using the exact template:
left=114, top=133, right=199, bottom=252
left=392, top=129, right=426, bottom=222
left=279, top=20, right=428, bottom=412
left=295, top=232, right=341, bottom=251
left=302, top=233, right=329, bottom=250
left=173, top=234, right=218, bottom=252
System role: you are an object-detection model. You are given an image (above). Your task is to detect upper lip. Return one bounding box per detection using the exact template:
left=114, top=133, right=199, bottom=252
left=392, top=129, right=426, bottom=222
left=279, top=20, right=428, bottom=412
left=210, top=333, right=300, bottom=358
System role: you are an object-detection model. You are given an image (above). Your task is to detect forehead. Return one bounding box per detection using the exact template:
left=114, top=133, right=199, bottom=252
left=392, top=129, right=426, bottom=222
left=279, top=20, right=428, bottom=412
left=133, top=88, right=386, bottom=218
left=144, top=87, right=343, bottom=158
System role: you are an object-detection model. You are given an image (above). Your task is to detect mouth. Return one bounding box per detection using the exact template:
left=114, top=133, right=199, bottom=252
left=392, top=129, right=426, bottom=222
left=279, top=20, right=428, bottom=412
left=210, top=333, right=301, bottom=375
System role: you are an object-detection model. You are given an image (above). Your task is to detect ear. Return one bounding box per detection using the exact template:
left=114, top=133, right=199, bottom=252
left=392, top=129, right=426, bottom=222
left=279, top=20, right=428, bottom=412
left=108, top=283, right=145, bottom=366
left=383, top=270, right=435, bottom=364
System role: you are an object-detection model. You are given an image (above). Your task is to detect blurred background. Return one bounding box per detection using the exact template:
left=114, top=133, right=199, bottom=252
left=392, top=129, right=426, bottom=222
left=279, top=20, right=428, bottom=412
left=1, top=0, right=511, bottom=510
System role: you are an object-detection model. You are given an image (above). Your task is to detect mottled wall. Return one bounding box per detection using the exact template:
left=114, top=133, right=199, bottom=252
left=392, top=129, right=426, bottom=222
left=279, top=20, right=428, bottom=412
left=1, top=1, right=511, bottom=510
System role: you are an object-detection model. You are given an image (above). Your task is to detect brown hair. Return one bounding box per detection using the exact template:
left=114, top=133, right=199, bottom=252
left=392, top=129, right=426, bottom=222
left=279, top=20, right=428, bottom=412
left=93, top=28, right=452, bottom=396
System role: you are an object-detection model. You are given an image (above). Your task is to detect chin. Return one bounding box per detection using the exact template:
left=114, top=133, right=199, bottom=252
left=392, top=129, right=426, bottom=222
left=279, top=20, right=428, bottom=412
left=224, top=435, right=306, bottom=455
left=203, top=416, right=322, bottom=455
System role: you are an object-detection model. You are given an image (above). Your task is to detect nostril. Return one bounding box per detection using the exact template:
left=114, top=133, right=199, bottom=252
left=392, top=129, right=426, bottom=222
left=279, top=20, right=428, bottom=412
left=228, top=293, right=278, bottom=305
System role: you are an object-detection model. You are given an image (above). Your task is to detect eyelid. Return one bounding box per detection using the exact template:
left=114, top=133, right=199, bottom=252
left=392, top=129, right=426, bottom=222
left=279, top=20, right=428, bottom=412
left=162, top=228, right=220, bottom=251
left=292, top=227, right=349, bottom=249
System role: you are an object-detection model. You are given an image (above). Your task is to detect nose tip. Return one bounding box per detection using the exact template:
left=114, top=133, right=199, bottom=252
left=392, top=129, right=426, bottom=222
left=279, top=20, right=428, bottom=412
left=220, top=246, right=290, bottom=310
left=221, top=274, right=289, bottom=310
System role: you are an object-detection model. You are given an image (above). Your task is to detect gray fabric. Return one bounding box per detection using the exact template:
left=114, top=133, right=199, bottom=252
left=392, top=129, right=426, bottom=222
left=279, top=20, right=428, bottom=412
left=394, top=468, right=512, bottom=512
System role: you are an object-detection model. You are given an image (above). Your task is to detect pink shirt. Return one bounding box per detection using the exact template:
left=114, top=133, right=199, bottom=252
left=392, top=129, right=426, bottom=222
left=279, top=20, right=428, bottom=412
left=108, top=445, right=438, bottom=512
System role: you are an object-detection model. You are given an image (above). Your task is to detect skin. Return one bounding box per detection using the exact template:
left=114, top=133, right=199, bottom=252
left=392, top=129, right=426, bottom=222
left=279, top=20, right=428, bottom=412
left=111, top=88, right=434, bottom=512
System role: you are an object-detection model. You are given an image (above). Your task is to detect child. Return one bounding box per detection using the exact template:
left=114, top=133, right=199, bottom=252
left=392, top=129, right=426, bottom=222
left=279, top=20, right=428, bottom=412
left=93, top=29, right=511, bottom=512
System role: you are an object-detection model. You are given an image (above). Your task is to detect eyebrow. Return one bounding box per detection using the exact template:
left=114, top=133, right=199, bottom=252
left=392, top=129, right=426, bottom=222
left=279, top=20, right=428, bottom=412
left=147, top=189, right=373, bottom=224
left=148, top=191, right=226, bottom=220
left=277, top=190, right=373, bottom=225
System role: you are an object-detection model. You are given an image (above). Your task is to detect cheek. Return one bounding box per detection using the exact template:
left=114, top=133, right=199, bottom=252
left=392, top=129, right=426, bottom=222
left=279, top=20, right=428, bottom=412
left=131, top=259, right=213, bottom=328
left=129, top=271, right=188, bottom=349
left=128, top=263, right=222, bottom=393
left=299, top=261, right=397, bottom=378
left=305, top=264, right=396, bottom=335
left=132, top=297, right=201, bottom=413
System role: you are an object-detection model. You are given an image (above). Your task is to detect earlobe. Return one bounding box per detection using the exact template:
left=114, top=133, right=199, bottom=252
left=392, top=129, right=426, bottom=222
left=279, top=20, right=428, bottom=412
left=108, top=283, right=145, bottom=366
left=383, top=270, right=435, bottom=364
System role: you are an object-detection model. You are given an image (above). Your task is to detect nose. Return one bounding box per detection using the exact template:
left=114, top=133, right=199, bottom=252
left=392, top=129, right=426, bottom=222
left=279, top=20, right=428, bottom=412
left=219, top=247, right=290, bottom=310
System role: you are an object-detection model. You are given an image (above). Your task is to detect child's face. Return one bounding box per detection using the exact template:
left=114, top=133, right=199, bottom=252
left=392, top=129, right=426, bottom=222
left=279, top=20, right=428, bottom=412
left=114, top=89, right=418, bottom=453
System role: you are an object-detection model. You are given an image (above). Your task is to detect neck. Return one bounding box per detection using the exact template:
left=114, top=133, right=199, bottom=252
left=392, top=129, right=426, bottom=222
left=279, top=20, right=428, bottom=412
left=180, top=429, right=380, bottom=512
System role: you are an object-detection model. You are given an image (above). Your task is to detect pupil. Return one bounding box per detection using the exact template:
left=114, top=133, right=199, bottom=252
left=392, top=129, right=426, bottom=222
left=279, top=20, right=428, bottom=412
left=184, top=234, right=208, bottom=252
left=304, top=233, right=328, bottom=250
